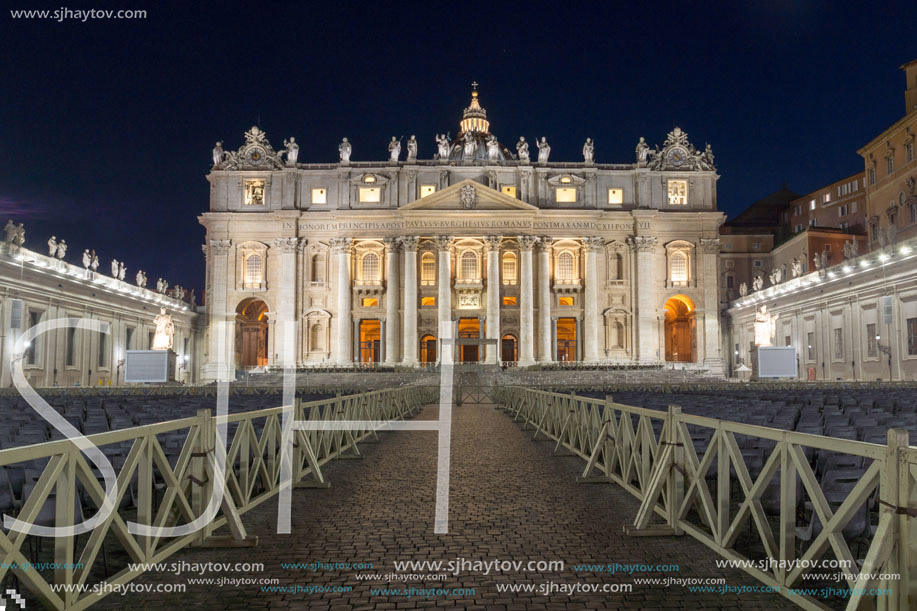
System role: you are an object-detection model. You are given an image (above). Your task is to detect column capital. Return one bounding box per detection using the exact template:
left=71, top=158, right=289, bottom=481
left=517, top=235, right=539, bottom=251
left=209, top=239, right=232, bottom=255
left=398, top=235, right=420, bottom=251
left=272, top=237, right=303, bottom=254
left=535, top=236, right=552, bottom=252
left=433, top=235, right=455, bottom=252
left=627, top=235, right=657, bottom=252
left=583, top=236, right=605, bottom=252
left=383, top=237, right=401, bottom=252
left=329, top=237, right=353, bottom=254
left=483, top=235, right=503, bottom=251
left=700, top=238, right=721, bottom=253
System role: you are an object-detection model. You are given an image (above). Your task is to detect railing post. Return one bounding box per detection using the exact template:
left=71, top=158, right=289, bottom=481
left=191, top=408, right=212, bottom=545
left=667, top=404, right=684, bottom=535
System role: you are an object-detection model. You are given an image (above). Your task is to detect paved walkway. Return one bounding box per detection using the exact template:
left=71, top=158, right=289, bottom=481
left=95, top=398, right=797, bottom=610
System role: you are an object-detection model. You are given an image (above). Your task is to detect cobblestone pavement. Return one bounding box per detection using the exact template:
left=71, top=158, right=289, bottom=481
left=94, top=399, right=798, bottom=610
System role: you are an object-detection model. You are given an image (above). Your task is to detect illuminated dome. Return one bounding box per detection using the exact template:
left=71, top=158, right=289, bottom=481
left=449, top=83, right=513, bottom=163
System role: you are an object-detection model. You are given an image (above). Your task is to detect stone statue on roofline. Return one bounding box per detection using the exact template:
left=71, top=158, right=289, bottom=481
left=82, top=249, right=91, bottom=269
left=486, top=135, right=501, bottom=161
left=635, top=137, right=649, bottom=165
left=791, top=258, right=802, bottom=277
left=56, top=239, right=67, bottom=259
left=583, top=138, right=594, bottom=164
left=338, top=137, right=352, bottom=163
left=212, top=141, right=224, bottom=167
left=282, top=137, right=299, bottom=166
left=388, top=137, right=401, bottom=162
left=406, top=135, right=418, bottom=162
left=516, top=137, right=529, bottom=163
left=48, top=236, right=57, bottom=256
left=738, top=282, right=748, bottom=297
left=537, top=137, right=550, bottom=164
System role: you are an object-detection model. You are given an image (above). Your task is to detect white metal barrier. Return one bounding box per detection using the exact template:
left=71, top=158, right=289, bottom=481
left=495, top=386, right=917, bottom=611
left=0, top=386, right=434, bottom=610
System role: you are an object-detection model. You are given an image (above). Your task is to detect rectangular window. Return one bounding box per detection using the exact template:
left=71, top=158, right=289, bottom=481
left=558, top=296, right=574, bottom=306
left=839, top=222, right=848, bottom=230
left=726, top=275, right=734, bottom=288
left=667, top=180, right=687, bottom=205
left=125, top=327, right=134, bottom=351
left=886, top=156, right=894, bottom=175
left=871, top=222, right=879, bottom=241
left=869, top=168, right=876, bottom=185
left=555, top=187, right=577, bottom=203
left=911, top=203, right=917, bottom=224
left=421, top=296, right=435, bottom=307
left=361, top=298, right=378, bottom=307
left=794, top=205, right=801, bottom=216
left=501, top=185, right=517, bottom=198
left=906, top=142, right=914, bottom=163
left=807, top=332, right=815, bottom=361
left=809, top=199, right=816, bottom=210
left=908, top=318, right=917, bottom=355
left=311, top=188, right=327, bottom=204
left=66, top=326, right=77, bottom=367
left=838, top=205, right=847, bottom=217
left=25, top=311, right=40, bottom=365
left=833, top=328, right=844, bottom=360
left=148, top=331, right=154, bottom=350
left=419, top=184, right=436, bottom=198
left=809, top=218, right=817, bottom=227
left=866, top=323, right=877, bottom=358
left=752, top=242, right=760, bottom=249
left=359, top=187, right=381, bottom=203
left=753, top=260, right=763, bottom=267
left=607, top=188, right=623, bottom=205
left=824, top=193, right=831, bottom=204
left=243, top=179, right=266, bottom=206
left=785, top=335, right=791, bottom=347
left=502, top=296, right=517, bottom=306
left=851, top=201, right=857, bottom=213
left=725, top=259, right=734, bottom=268
left=98, top=328, right=108, bottom=368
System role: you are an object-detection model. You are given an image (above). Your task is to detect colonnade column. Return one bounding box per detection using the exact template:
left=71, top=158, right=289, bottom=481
left=434, top=236, right=454, bottom=364
left=273, top=237, right=302, bottom=369
left=536, top=237, right=552, bottom=362
left=400, top=237, right=419, bottom=366
left=484, top=236, right=502, bottom=364
left=628, top=235, right=659, bottom=362
left=699, top=238, right=724, bottom=373
left=331, top=238, right=353, bottom=364
left=383, top=237, right=400, bottom=365
left=583, top=236, right=603, bottom=362
left=203, top=239, right=233, bottom=382
left=517, top=235, right=538, bottom=366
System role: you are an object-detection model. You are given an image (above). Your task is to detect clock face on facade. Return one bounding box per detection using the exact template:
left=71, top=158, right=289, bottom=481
left=246, top=147, right=265, bottom=165
left=666, top=147, right=687, bottom=167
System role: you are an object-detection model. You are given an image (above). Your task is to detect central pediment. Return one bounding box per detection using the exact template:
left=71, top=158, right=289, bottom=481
left=400, top=179, right=539, bottom=212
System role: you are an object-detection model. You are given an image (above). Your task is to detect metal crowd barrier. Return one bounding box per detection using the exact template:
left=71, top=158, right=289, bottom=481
left=494, top=386, right=916, bottom=611
left=0, top=385, right=435, bottom=610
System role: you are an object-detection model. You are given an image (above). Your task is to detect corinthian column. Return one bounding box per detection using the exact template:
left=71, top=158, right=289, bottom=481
left=536, top=237, right=552, bottom=362
left=400, top=237, right=419, bottom=366
left=628, top=235, right=658, bottom=362
left=484, top=236, right=502, bottom=364
left=272, top=237, right=304, bottom=368
left=583, top=237, right=603, bottom=362
left=383, top=237, right=400, bottom=364
left=517, top=235, right=538, bottom=366
left=331, top=238, right=353, bottom=364
left=434, top=236, right=454, bottom=364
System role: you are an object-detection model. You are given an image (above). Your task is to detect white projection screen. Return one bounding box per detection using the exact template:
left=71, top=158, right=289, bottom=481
left=124, top=350, right=171, bottom=383
left=756, top=346, right=797, bottom=378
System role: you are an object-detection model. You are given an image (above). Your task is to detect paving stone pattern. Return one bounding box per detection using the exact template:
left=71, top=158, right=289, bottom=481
left=95, top=399, right=799, bottom=610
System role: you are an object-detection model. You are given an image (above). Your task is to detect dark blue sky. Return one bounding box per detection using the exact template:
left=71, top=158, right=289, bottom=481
left=1, top=0, right=915, bottom=291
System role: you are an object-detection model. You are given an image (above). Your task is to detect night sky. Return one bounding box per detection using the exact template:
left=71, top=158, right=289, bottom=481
left=1, top=1, right=915, bottom=292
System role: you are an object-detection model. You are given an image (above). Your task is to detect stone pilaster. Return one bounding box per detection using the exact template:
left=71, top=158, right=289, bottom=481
left=536, top=237, right=552, bottom=362
left=434, top=236, right=454, bottom=364
left=583, top=237, right=603, bottom=362
left=272, top=237, right=303, bottom=368
left=400, top=236, right=419, bottom=366
left=203, top=239, right=233, bottom=381
left=628, top=235, right=659, bottom=362
left=700, top=238, right=724, bottom=373
left=484, top=236, right=502, bottom=364
left=331, top=238, right=353, bottom=364
left=383, top=237, right=400, bottom=364
left=517, top=235, right=538, bottom=366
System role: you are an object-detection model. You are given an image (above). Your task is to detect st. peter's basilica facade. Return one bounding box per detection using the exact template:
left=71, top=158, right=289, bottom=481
left=199, top=88, right=725, bottom=381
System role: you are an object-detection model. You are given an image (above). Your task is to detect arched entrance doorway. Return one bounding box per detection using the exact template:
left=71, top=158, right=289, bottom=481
left=236, top=298, right=269, bottom=368
left=664, top=294, right=696, bottom=363
left=501, top=334, right=517, bottom=364
left=359, top=320, right=381, bottom=363
left=556, top=317, right=577, bottom=361
left=420, top=334, right=437, bottom=364
left=458, top=318, right=480, bottom=363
